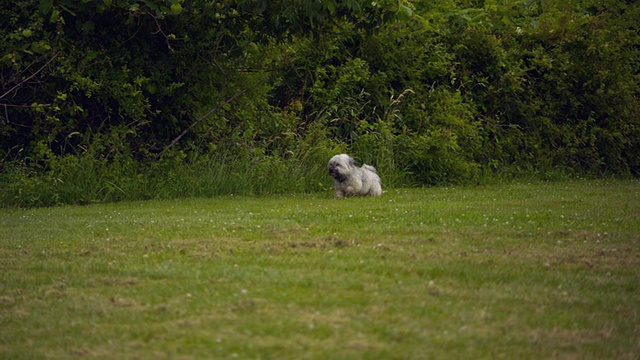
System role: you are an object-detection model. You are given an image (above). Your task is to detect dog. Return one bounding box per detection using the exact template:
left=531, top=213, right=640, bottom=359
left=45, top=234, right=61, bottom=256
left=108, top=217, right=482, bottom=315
left=328, top=154, right=382, bottom=198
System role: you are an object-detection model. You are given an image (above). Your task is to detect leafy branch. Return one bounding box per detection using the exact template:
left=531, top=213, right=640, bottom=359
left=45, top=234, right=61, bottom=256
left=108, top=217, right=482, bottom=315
left=156, top=77, right=268, bottom=159
left=0, top=51, right=59, bottom=102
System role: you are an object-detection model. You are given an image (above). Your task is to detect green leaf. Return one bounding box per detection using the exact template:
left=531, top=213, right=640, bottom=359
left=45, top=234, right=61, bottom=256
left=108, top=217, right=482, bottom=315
left=49, top=9, right=60, bottom=23
left=39, top=0, right=53, bottom=15
left=396, top=4, right=413, bottom=21
left=170, top=3, right=183, bottom=15
left=325, top=1, right=336, bottom=14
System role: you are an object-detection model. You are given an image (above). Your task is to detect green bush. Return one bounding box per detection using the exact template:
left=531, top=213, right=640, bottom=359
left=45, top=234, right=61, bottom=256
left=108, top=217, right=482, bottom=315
left=1, top=0, right=638, bottom=207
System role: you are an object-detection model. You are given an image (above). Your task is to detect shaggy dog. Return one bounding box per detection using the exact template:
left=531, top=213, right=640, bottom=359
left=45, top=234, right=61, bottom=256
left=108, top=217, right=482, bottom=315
left=328, top=154, right=382, bottom=198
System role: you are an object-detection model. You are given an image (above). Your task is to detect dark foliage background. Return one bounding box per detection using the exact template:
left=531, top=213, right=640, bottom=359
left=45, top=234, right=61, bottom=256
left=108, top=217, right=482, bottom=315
left=1, top=0, right=638, bottom=206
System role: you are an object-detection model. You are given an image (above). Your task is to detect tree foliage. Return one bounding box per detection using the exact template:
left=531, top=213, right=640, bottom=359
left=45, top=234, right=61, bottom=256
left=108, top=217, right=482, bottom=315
left=1, top=0, right=639, bottom=206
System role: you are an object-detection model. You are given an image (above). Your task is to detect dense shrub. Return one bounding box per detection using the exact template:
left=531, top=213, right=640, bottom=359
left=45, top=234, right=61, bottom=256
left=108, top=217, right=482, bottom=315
left=1, top=0, right=638, bottom=206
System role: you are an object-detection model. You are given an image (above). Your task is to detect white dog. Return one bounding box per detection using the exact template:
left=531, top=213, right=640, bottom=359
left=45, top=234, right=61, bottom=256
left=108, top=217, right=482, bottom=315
left=328, top=154, right=382, bottom=198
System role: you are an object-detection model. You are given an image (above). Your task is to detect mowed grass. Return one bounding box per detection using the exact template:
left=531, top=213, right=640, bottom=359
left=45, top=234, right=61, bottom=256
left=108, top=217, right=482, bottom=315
left=1, top=180, right=639, bottom=359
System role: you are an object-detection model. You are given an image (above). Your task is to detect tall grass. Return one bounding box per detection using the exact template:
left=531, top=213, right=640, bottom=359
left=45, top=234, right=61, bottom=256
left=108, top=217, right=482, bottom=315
left=1, top=112, right=629, bottom=208
left=1, top=119, right=422, bottom=208
left=0, top=143, right=340, bottom=208
left=1, top=146, right=626, bottom=208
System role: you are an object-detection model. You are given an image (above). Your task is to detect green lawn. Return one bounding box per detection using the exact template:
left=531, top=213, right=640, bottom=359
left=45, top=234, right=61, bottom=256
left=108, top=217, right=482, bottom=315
left=1, top=180, right=639, bottom=359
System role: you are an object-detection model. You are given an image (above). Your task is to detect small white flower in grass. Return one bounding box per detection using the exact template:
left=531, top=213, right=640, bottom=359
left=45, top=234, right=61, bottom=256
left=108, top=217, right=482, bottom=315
left=240, top=289, right=248, bottom=295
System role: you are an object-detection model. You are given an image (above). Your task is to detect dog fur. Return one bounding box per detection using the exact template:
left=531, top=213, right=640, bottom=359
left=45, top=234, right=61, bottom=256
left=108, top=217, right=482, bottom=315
left=328, top=154, right=382, bottom=198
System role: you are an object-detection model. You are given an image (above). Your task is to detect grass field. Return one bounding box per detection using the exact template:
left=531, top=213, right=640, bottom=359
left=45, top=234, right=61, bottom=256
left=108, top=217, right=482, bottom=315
left=1, top=180, right=639, bottom=359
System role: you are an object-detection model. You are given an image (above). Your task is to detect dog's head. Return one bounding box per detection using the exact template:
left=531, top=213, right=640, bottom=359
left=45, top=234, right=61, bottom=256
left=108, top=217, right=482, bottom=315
left=328, top=154, right=355, bottom=181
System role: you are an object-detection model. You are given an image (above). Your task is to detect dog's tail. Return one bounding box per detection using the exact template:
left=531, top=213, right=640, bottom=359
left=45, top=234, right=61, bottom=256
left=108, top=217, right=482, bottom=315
left=362, top=164, right=378, bottom=174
